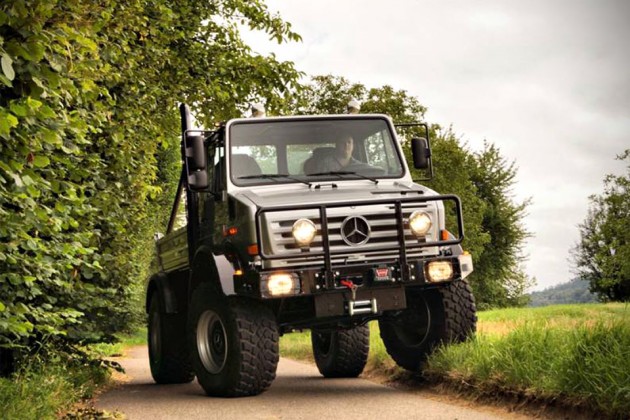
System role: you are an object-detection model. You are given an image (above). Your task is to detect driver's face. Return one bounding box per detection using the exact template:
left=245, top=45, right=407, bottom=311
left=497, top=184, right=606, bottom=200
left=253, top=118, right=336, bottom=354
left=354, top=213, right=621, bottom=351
left=337, top=136, right=354, bottom=158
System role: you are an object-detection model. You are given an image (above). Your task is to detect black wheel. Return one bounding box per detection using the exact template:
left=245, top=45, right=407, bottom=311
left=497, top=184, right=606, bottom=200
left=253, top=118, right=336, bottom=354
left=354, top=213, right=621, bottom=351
left=311, top=324, right=370, bottom=378
left=189, top=284, right=279, bottom=397
left=379, top=280, right=476, bottom=371
left=148, top=291, right=194, bottom=384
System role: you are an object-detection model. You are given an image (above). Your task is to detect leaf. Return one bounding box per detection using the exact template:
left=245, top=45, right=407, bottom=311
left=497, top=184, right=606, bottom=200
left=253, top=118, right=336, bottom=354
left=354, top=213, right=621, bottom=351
left=9, top=102, right=27, bottom=117
left=41, top=128, right=61, bottom=145
left=32, top=155, right=50, bottom=168
left=0, top=112, right=18, bottom=135
left=0, top=74, right=12, bottom=87
left=0, top=301, right=5, bottom=312
left=26, top=97, right=42, bottom=111
left=9, top=173, right=22, bottom=188
left=1, top=53, right=15, bottom=81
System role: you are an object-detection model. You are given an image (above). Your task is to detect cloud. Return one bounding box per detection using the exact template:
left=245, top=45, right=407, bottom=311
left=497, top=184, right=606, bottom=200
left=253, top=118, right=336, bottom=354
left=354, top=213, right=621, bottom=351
left=244, top=0, right=630, bottom=290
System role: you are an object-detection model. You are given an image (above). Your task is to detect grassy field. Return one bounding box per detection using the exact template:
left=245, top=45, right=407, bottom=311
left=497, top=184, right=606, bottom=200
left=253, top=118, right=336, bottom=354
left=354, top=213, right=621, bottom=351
left=280, top=302, right=630, bottom=417
left=0, top=329, right=146, bottom=419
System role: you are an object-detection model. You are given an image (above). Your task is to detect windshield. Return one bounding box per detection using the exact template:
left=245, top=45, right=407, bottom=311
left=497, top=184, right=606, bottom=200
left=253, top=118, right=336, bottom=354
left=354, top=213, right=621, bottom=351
left=229, top=118, right=404, bottom=186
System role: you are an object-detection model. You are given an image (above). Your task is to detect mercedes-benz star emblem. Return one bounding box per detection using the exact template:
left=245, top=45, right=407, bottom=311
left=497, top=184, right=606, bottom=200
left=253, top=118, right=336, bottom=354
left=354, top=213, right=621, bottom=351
left=340, top=216, right=371, bottom=246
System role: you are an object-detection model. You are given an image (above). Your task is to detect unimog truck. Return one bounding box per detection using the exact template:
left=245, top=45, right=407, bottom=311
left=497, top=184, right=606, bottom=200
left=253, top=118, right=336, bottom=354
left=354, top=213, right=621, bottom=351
left=146, top=103, right=477, bottom=397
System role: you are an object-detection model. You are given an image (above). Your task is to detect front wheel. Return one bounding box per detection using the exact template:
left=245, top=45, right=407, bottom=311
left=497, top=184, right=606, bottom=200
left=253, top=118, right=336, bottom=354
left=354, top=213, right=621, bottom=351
left=311, top=324, right=370, bottom=378
left=188, top=284, right=279, bottom=397
left=379, top=280, right=477, bottom=371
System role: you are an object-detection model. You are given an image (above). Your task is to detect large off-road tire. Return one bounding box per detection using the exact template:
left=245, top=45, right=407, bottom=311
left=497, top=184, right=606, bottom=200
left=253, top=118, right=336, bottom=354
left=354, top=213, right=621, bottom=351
left=189, top=284, right=279, bottom=397
left=148, top=291, right=195, bottom=384
left=379, top=280, right=477, bottom=371
left=311, top=324, right=370, bottom=378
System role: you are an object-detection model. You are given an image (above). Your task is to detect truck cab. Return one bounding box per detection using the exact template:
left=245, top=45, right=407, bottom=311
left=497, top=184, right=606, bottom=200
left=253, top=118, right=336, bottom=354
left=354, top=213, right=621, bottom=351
left=146, top=104, right=477, bottom=397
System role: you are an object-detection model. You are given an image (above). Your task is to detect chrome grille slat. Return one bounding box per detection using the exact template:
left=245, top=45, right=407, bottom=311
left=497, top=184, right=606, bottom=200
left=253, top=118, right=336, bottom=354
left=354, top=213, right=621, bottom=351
left=264, top=249, right=438, bottom=269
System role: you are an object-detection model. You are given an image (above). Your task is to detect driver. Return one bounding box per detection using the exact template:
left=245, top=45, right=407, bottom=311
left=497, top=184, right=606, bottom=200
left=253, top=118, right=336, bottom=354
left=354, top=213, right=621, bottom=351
left=316, top=134, right=359, bottom=172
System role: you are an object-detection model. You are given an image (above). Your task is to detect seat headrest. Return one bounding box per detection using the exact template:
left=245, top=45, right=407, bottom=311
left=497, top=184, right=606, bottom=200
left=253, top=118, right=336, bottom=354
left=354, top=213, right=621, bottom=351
left=231, top=154, right=262, bottom=177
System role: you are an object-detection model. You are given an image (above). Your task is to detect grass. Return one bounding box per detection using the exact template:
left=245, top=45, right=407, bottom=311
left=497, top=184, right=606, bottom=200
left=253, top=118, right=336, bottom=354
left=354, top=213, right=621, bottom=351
left=0, top=353, right=110, bottom=419
left=426, top=303, right=630, bottom=417
left=89, top=327, right=147, bottom=358
left=0, top=329, right=147, bottom=419
left=279, top=302, right=630, bottom=417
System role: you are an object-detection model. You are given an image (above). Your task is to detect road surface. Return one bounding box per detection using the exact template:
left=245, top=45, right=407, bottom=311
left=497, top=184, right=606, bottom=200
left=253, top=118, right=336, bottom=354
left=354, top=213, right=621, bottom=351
left=96, top=346, right=527, bottom=419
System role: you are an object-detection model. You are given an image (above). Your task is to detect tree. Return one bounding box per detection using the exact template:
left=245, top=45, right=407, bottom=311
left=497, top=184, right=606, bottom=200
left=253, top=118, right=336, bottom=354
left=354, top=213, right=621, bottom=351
left=285, top=75, right=532, bottom=308
left=468, top=142, right=533, bottom=307
left=573, top=150, right=630, bottom=301
left=0, top=0, right=301, bottom=365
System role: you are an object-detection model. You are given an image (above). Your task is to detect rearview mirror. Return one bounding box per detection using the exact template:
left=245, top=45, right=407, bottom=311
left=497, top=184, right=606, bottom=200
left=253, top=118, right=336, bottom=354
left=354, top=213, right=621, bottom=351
left=188, top=169, right=208, bottom=190
left=411, top=137, right=431, bottom=169
left=185, top=135, right=208, bottom=190
left=186, top=135, right=207, bottom=170
left=180, top=103, right=209, bottom=190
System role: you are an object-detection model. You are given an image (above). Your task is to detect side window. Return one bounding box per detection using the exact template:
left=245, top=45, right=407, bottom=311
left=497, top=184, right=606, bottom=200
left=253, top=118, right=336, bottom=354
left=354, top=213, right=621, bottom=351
left=211, top=145, right=224, bottom=194
left=232, top=145, right=278, bottom=175
left=365, top=131, right=392, bottom=172
left=365, top=130, right=402, bottom=175
left=173, top=189, right=188, bottom=230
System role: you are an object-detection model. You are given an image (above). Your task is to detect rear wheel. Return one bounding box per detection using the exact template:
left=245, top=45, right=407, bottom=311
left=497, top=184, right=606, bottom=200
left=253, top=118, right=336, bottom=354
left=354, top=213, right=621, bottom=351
left=189, top=284, right=279, bottom=397
left=311, top=324, right=370, bottom=378
left=379, top=280, right=476, bottom=371
left=148, top=291, right=194, bottom=384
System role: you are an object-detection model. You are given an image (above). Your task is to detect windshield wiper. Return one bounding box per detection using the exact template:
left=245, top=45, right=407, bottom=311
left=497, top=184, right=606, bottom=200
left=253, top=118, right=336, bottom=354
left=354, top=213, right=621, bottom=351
left=238, top=174, right=312, bottom=187
left=308, top=171, right=378, bottom=185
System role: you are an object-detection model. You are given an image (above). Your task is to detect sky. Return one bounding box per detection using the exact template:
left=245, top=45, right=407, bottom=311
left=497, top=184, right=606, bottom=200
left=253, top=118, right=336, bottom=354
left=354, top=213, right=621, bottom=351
left=242, top=0, right=630, bottom=291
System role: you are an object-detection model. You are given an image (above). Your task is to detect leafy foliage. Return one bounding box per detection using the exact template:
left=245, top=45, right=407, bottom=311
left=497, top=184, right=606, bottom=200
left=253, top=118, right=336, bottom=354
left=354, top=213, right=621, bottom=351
left=573, top=150, right=630, bottom=301
left=285, top=75, right=532, bottom=308
left=0, top=0, right=300, bottom=361
left=468, top=142, right=533, bottom=307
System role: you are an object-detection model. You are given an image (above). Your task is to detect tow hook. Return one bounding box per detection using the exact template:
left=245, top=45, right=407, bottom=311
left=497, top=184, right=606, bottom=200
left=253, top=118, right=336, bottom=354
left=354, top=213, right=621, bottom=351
left=341, top=280, right=378, bottom=316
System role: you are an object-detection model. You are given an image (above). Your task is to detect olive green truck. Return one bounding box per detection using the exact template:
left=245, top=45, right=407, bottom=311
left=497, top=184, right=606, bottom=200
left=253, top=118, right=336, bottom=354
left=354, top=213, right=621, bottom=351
left=146, top=103, right=476, bottom=397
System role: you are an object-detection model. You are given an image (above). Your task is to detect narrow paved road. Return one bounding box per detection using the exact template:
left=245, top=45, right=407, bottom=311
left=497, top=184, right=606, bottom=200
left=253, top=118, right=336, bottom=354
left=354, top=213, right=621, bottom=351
left=96, top=346, right=526, bottom=420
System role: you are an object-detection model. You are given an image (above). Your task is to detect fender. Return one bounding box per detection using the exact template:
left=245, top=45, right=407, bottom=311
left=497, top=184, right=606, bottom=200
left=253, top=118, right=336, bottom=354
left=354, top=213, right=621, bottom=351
left=189, top=245, right=235, bottom=298
left=146, top=272, right=179, bottom=314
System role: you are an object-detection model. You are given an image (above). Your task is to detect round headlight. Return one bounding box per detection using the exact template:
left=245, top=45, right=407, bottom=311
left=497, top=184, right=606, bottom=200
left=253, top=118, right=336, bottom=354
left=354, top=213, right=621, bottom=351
left=292, top=218, right=316, bottom=247
left=409, top=211, right=432, bottom=237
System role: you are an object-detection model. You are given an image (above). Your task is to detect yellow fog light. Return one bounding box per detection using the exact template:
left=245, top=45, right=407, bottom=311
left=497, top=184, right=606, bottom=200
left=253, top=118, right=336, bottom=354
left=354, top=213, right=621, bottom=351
left=409, top=211, right=432, bottom=237
left=426, top=261, right=454, bottom=282
left=292, top=218, right=317, bottom=247
left=261, top=273, right=300, bottom=297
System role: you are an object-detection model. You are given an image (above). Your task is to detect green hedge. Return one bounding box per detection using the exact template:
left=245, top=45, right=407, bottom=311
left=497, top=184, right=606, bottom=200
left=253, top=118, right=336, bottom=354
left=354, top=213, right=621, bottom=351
left=0, top=0, right=300, bottom=360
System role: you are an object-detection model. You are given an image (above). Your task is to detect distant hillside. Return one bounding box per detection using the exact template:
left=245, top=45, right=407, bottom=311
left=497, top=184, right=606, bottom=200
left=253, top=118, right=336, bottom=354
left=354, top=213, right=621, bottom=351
left=528, top=279, right=598, bottom=307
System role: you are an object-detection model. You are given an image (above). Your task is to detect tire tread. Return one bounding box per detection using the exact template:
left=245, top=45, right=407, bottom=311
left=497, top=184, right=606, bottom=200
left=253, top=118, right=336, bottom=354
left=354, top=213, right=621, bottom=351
left=228, top=299, right=279, bottom=396
left=313, top=324, right=369, bottom=378
left=379, top=280, right=477, bottom=371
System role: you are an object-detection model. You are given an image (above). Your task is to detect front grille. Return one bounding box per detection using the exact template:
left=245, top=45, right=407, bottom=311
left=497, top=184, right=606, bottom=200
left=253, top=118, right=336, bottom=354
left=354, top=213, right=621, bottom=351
left=259, top=203, right=440, bottom=267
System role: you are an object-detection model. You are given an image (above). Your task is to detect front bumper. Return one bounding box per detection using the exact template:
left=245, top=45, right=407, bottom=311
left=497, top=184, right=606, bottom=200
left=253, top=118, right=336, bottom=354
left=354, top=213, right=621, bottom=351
left=233, top=193, right=472, bottom=321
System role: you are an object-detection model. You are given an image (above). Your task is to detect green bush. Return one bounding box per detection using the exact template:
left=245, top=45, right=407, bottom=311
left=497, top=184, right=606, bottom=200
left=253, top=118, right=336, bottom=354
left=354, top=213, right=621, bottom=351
left=0, top=0, right=300, bottom=363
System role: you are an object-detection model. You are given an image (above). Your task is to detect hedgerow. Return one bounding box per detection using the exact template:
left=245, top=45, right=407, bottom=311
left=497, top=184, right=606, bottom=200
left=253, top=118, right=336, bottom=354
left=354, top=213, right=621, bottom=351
left=0, top=0, right=300, bottom=365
